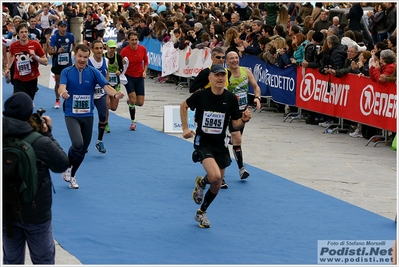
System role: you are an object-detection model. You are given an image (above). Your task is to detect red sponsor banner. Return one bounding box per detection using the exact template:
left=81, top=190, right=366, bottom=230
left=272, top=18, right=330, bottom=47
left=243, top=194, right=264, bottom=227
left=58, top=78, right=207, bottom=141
left=296, top=67, right=397, bottom=132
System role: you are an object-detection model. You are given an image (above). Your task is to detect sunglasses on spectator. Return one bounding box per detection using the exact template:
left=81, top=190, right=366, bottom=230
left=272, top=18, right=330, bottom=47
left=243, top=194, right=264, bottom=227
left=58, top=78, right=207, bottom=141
left=214, top=56, right=225, bottom=59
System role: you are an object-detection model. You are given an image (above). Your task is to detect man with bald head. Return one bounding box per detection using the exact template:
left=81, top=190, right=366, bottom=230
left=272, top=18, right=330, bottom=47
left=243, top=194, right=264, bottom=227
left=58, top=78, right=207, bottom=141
left=224, top=51, right=262, bottom=184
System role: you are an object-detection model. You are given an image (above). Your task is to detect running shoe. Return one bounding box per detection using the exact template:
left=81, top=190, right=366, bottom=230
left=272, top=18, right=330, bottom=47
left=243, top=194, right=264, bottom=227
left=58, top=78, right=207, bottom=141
left=130, top=122, right=137, bottom=131
left=239, top=167, right=250, bottom=180
left=62, top=167, right=71, bottom=182
left=105, top=124, right=111, bottom=133
left=192, top=176, right=205, bottom=204
left=95, top=141, right=106, bottom=153
left=69, top=176, right=79, bottom=189
left=349, top=128, right=362, bottom=138
left=319, top=119, right=332, bottom=128
left=221, top=178, right=229, bottom=189
left=195, top=209, right=211, bottom=228
left=54, top=100, right=60, bottom=109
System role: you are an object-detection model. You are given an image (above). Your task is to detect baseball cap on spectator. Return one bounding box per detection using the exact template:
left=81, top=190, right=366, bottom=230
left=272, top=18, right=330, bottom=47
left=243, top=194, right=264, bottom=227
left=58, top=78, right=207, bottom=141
left=123, top=2, right=130, bottom=9
left=57, top=20, right=67, bottom=27
left=194, top=23, right=203, bottom=29
left=223, top=12, right=231, bottom=21
left=2, top=12, right=9, bottom=17
left=210, top=64, right=226, bottom=74
left=312, top=31, right=324, bottom=43
left=106, top=39, right=117, bottom=48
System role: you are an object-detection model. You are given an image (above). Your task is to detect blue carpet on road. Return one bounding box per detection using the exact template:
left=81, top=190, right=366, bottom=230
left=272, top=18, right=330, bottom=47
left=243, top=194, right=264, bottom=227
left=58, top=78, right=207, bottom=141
left=2, top=80, right=396, bottom=265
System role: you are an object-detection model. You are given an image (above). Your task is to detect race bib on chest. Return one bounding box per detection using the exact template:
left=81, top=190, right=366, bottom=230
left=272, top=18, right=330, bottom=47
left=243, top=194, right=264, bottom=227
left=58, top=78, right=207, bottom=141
left=72, top=95, right=91, bottom=114
left=17, top=59, right=32, bottom=76
left=57, top=53, right=69, bottom=65
left=109, top=72, right=118, bottom=86
left=85, top=31, right=92, bottom=37
left=201, top=111, right=225, bottom=134
left=93, top=84, right=104, bottom=99
left=236, top=92, right=248, bottom=111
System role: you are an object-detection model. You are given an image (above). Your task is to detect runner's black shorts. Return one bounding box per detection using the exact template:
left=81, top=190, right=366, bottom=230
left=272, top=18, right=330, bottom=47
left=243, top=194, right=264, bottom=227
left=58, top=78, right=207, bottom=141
left=51, top=65, right=70, bottom=75
left=194, top=143, right=231, bottom=169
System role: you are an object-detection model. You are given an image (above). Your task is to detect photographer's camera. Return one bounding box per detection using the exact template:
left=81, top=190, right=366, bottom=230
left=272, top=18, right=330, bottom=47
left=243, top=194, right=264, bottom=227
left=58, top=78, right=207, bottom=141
left=30, top=108, right=46, bottom=133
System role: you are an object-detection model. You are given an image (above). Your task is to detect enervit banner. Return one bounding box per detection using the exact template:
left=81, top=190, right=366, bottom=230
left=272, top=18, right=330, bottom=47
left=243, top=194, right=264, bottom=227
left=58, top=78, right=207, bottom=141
left=296, top=68, right=397, bottom=132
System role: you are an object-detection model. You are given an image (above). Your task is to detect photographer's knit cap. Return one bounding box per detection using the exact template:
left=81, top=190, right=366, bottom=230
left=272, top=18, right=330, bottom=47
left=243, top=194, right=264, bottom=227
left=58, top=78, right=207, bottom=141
left=3, top=92, right=33, bottom=121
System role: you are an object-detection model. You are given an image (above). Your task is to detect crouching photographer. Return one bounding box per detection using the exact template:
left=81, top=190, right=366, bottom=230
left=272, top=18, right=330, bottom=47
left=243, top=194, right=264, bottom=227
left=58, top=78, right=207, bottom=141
left=2, top=92, right=69, bottom=264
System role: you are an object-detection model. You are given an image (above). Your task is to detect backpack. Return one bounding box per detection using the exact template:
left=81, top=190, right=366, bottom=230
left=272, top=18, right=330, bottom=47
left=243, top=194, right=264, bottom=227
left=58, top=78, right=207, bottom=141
left=3, top=131, right=42, bottom=238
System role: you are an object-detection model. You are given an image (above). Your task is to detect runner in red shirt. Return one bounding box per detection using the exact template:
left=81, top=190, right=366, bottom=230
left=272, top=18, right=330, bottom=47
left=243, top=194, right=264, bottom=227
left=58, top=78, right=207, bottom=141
left=5, top=23, right=47, bottom=100
left=120, top=30, right=148, bottom=130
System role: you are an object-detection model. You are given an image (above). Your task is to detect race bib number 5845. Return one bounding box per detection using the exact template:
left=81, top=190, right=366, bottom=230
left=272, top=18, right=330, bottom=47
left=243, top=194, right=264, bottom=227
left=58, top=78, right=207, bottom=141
left=201, top=111, right=225, bottom=134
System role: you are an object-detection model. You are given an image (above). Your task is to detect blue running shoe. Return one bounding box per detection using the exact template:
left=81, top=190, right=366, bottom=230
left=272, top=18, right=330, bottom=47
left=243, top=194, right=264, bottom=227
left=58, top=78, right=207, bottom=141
left=95, top=141, right=106, bottom=153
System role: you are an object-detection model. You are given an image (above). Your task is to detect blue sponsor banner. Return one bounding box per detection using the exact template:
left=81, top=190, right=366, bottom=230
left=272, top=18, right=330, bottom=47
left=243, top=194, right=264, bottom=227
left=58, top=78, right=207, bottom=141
left=102, top=26, right=117, bottom=43
left=102, top=26, right=162, bottom=71
left=140, top=38, right=162, bottom=72
left=239, top=55, right=271, bottom=97
left=240, top=55, right=297, bottom=106
left=265, top=63, right=297, bottom=106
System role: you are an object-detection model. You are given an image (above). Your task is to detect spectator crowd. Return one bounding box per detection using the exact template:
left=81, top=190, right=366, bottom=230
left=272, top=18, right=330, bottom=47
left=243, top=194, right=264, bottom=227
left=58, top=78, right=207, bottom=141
left=2, top=2, right=397, bottom=140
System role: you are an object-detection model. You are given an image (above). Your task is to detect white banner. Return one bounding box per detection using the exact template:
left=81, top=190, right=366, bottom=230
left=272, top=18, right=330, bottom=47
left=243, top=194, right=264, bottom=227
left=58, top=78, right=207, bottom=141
left=161, top=41, right=179, bottom=77
left=163, top=105, right=196, bottom=133
left=49, top=72, right=55, bottom=89
left=161, top=46, right=212, bottom=78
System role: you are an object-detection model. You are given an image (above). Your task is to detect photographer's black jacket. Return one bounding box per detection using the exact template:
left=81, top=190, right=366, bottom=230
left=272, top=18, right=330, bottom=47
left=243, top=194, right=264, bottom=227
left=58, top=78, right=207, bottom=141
left=304, top=43, right=322, bottom=69
left=3, top=117, right=69, bottom=224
